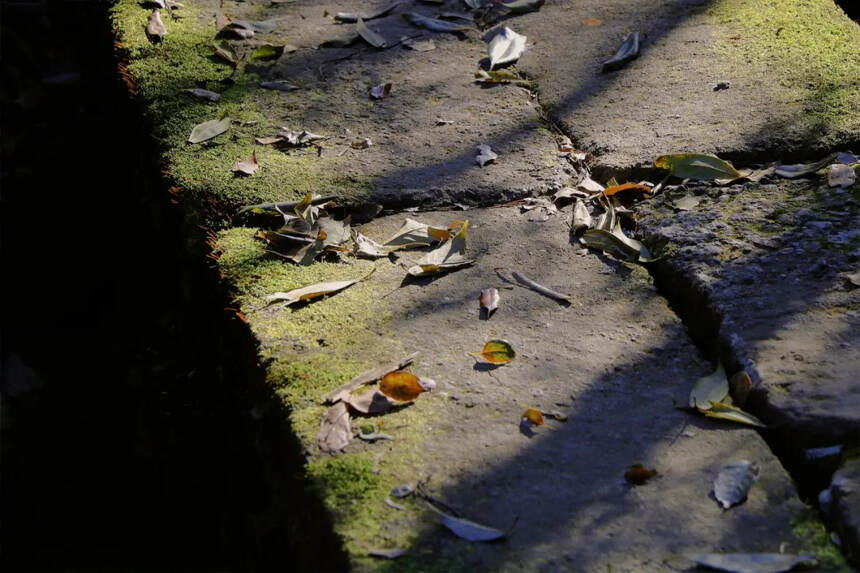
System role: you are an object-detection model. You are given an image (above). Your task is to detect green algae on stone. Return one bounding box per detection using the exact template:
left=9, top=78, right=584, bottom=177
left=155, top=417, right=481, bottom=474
left=791, top=509, right=848, bottom=569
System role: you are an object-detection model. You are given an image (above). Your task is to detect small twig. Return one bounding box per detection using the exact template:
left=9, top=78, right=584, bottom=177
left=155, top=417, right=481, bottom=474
left=511, top=271, right=571, bottom=303
left=416, top=478, right=462, bottom=517
left=237, top=194, right=339, bottom=216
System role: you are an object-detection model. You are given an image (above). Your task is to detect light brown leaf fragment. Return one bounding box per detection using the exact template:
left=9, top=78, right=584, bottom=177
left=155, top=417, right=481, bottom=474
left=357, top=18, right=389, bottom=48
left=479, top=288, right=499, bottom=318
left=624, top=464, right=657, bottom=485
left=476, top=144, right=497, bottom=167
left=370, top=83, right=392, bottom=99
left=146, top=9, right=167, bottom=42
left=344, top=389, right=396, bottom=414
left=324, top=352, right=419, bottom=404
left=700, top=402, right=766, bottom=427
left=187, top=116, right=231, bottom=144
left=232, top=150, right=259, bottom=175
left=353, top=231, right=387, bottom=259
left=406, top=220, right=473, bottom=277
left=511, top=271, right=570, bottom=303
left=571, top=199, right=592, bottom=235
left=212, top=41, right=238, bottom=65
left=382, top=218, right=456, bottom=250
left=317, top=402, right=351, bottom=453
left=403, top=37, right=436, bottom=51
left=265, top=278, right=359, bottom=306
left=602, top=32, right=639, bottom=71
left=255, top=135, right=284, bottom=145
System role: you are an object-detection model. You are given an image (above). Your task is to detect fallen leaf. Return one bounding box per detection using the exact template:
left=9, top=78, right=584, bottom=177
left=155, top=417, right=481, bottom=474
left=403, top=12, right=475, bottom=33
left=403, top=37, right=436, bottom=51
left=571, top=199, right=593, bottom=235
left=578, top=176, right=605, bottom=193
left=232, top=150, right=259, bottom=175
left=255, top=135, right=283, bottom=145
left=487, top=27, right=526, bottom=69
left=351, top=137, right=372, bottom=149
left=700, top=402, right=766, bottom=427
left=344, top=389, right=397, bottom=414
left=383, top=218, right=457, bottom=250
left=603, top=182, right=651, bottom=198
left=828, top=163, right=855, bottom=188
left=250, top=43, right=286, bottom=61
left=581, top=226, right=655, bottom=263
left=146, top=9, right=167, bottom=42
left=370, top=82, right=392, bottom=99
left=582, top=17, right=603, bottom=26
left=714, top=460, right=760, bottom=509
left=353, top=231, right=387, bottom=259
left=685, top=553, right=817, bottom=573
left=498, top=0, right=544, bottom=13
left=543, top=410, right=568, bottom=422
left=212, top=41, right=239, bottom=65
left=259, top=80, right=300, bottom=91
left=689, top=362, right=729, bottom=409
left=407, top=220, right=474, bottom=276
left=319, top=33, right=360, bottom=48
left=368, top=548, right=407, bottom=560
left=476, top=144, right=498, bottom=167
left=602, top=32, right=639, bottom=71
left=479, top=288, right=500, bottom=318
left=511, top=270, right=571, bottom=303
left=187, top=116, right=231, bottom=144
left=391, top=484, right=413, bottom=498
left=436, top=510, right=507, bottom=541
left=522, top=407, right=544, bottom=426
left=729, top=370, right=752, bottom=406
left=278, top=128, right=328, bottom=147
left=774, top=154, right=835, bottom=178
left=471, top=339, right=515, bottom=364
left=183, top=88, right=220, bottom=101
left=474, top=69, right=530, bottom=86
left=379, top=371, right=424, bottom=401
left=335, top=1, right=402, bottom=23
left=317, top=402, right=351, bottom=452
left=266, top=278, right=360, bottom=306
left=655, top=153, right=742, bottom=181
left=625, top=464, right=657, bottom=485
left=324, top=352, right=420, bottom=404
left=357, top=18, right=389, bottom=48
left=672, top=195, right=702, bottom=211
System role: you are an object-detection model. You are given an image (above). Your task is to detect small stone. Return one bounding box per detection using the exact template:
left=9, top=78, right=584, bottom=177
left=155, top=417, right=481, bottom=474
left=828, top=163, right=855, bottom=188
left=713, top=80, right=731, bottom=91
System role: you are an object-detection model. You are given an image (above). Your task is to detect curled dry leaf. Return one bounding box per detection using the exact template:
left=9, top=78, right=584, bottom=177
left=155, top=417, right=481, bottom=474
left=317, top=402, right=351, bottom=453
left=183, top=88, right=220, bottom=101
left=370, top=83, right=392, bottom=99
left=602, top=182, right=651, bottom=198
left=729, top=370, right=752, bottom=406
left=379, top=371, right=425, bottom=402
left=685, top=552, right=817, bottom=573
left=357, top=18, right=389, bottom=48
left=344, top=389, right=396, bottom=415
left=406, top=220, right=474, bottom=277
left=476, top=144, right=498, bottom=167
left=774, top=154, right=836, bottom=179
left=512, top=271, right=571, bottom=303
left=479, top=288, right=500, bottom=318
left=212, top=41, right=238, bottom=64
left=403, top=37, right=436, bottom=51
left=714, top=460, right=760, bottom=509
left=265, top=278, right=360, bottom=306
left=383, top=218, right=459, bottom=250
left=700, top=402, right=766, bottom=428
left=655, top=153, right=742, bottom=181
left=353, top=231, right=387, bottom=259
left=425, top=502, right=508, bottom=542
left=187, top=116, right=231, bottom=144
left=232, top=150, right=259, bottom=175
left=471, top=339, right=515, bottom=364
left=522, top=408, right=544, bottom=426
left=146, top=9, right=167, bottom=42
left=499, top=0, right=545, bottom=13
left=487, top=27, right=526, bottom=69
left=602, top=32, right=639, bottom=71
left=625, top=463, right=657, bottom=485
left=689, top=362, right=729, bottom=409
left=581, top=224, right=655, bottom=263
left=571, top=199, right=593, bottom=235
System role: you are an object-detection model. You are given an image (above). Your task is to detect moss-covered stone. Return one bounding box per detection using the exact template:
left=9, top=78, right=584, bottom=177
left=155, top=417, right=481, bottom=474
left=791, top=509, right=849, bottom=569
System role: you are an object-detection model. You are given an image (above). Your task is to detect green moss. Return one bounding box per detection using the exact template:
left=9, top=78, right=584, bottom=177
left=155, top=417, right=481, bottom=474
left=791, top=510, right=849, bottom=570
left=710, top=0, right=860, bottom=136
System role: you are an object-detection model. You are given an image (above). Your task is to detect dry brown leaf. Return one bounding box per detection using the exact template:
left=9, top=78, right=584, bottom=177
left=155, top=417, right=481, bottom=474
left=232, top=150, right=259, bottom=175
left=317, top=402, right=351, bottom=452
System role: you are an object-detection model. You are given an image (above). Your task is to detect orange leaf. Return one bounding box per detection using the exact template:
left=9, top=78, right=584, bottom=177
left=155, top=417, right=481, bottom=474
left=582, top=17, right=603, bottom=26
left=522, top=408, right=544, bottom=425
left=379, top=371, right=424, bottom=402
left=624, top=463, right=657, bottom=485
left=603, top=182, right=651, bottom=197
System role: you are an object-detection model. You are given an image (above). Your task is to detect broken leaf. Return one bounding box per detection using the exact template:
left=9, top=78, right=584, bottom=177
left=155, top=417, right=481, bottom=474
left=250, top=43, right=286, bottom=61
left=479, top=288, right=499, bottom=318
left=774, top=154, right=835, bottom=179
left=471, top=339, right=515, bottom=364
left=370, top=82, right=392, bottom=99
left=603, top=182, right=651, bottom=198
left=187, top=116, right=231, bottom=144
left=729, top=370, right=752, bottom=406
left=266, top=278, right=359, bottom=306
left=278, top=128, right=327, bottom=147
left=344, top=389, right=397, bottom=415
left=571, top=199, right=593, bottom=235
left=259, top=80, right=300, bottom=91
left=379, top=371, right=425, bottom=402
left=353, top=231, right=387, bottom=259
left=511, top=271, right=571, bottom=303
left=432, top=507, right=507, bottom=542
left=319, top=33, right=360, bottom=48
left=578, top=176, right=605, bottom=193
left=232, top=150, right=259, bottom=175
left=522, top=408, right=544, bottom=426
left=828, top=163, right=855, bottom=188
left=685, top=553, right=817, bottom=573
left=406, top=219, right=474, bottom=276
left=383, top=218, right=456, bottom=250
left=487, top=27, right=526, bottom=69
left=146, top=9, right=167, bottom=42
left=212, top=41, right=238, bottom=65
left=581, top=226, right=654, bottom=263
left=689, top=362, right=729, bottom=409
left=700, top=402, right=766, bottom=428
left=672, top=195, right=702, bottom=211
left=368, top=548, right=407, bottom=560
left=351, top=137, right=372, bottom=149
left=335, top=1, right=402, bottom=23
left=713, top=460, right=760, bottom=509
left=476, top=144, right=498, bottom=167
left=325, top=352, right=419, bottom=404
left=498, top=0, right=544, bottom=13
left=474, top=69, right=530, bottom=86
left=357, top=18, right=389, bottom=48
left=403, top=12, right=475, bottom=33
left=255, top=135, right=284, bottom=145
left=183, top=88, right=220, bottom=101
left=403, top=37, right=436, bottom=51
left=624, top=464, right=657, bottom=485
left=231, top=19, right=276, bottom=33
left=655, top=153, right=742, bottom=181
left=602, top=32, right=639, bottom=71
left=583, top=17, right=604, bottom=26
left=317, top=402, right=351, bottom=453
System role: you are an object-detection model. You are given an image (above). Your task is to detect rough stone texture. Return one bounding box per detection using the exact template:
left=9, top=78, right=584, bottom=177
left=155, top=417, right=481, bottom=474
left=829, top=457, right=860, bottom=563
left=638, top=178, right=860, bottom=444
